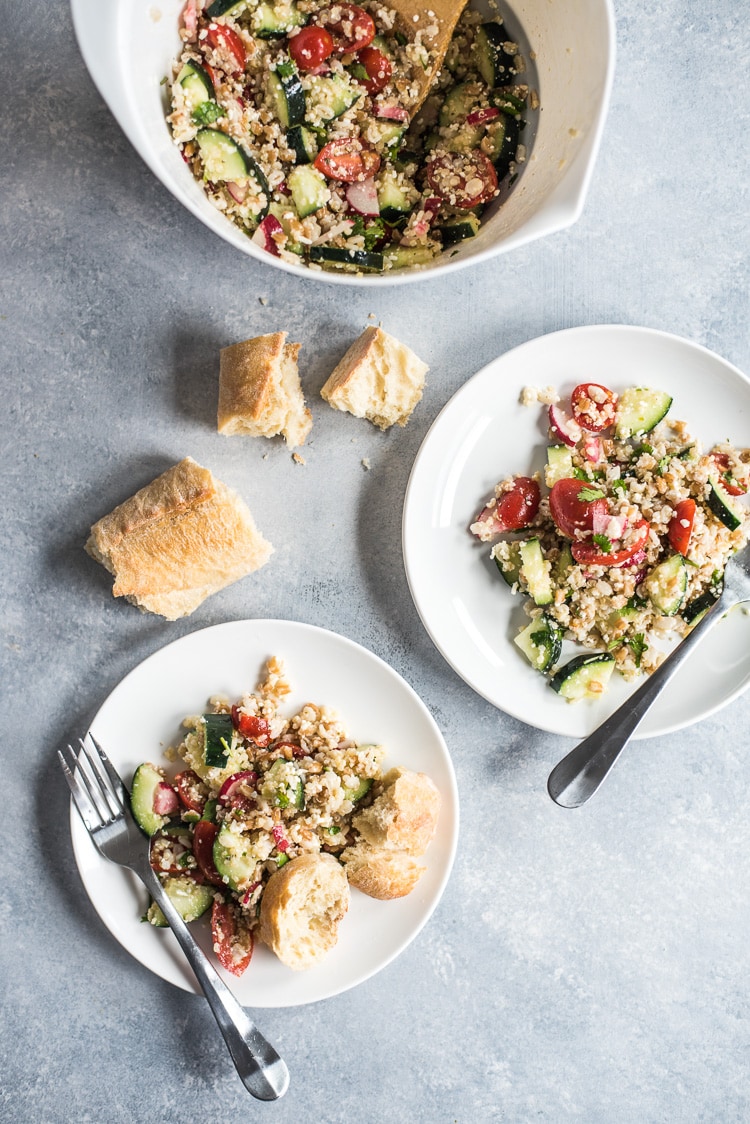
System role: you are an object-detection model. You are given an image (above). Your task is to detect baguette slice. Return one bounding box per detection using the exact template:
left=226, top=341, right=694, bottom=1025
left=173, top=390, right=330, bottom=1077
left=352, top=766, right=441, bottom=856
left=341, top=841, right=425, bottom=900
left=258, top=853, right=350, bottom=970
left=218, top=332, right=312, bottom=447
left=85, top=457, right=273, bottom=620
left=320, top=326, right=428, bottom=430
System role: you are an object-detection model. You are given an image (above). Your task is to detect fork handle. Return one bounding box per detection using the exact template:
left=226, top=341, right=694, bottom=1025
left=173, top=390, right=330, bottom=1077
left=141, top=866, right=289, bottom=1101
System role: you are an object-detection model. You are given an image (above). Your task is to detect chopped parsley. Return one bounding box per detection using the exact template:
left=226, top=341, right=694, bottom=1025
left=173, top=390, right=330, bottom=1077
left=394, top=30, right=408, bottom=45
left=577, top=486, right=605, bottom=502
left=628, top=633, right=648, bottom=668
left=611, top=478, right=627, bottom=494
left=656, top=455, right=671, bottom=475
left=592, top=533, right=612, bottom=553
left=192, top=101, right=226, bottom=127
left=350, top=216, right=386, bottom=251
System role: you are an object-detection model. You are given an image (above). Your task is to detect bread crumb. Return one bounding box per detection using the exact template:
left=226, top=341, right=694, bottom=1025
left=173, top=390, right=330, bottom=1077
left=259, top=296, right=268, bottom=305
left=520, top=384, right=559, bottom=407
left=361, top=458, right=371, bottom=470
left=293, top=452, right=306, bottom=465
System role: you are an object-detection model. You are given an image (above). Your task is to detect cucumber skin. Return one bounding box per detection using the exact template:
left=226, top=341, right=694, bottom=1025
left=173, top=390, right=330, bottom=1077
left=146, top=877, right=214, bottom=927
left=203, top=713, right=234, bottom=769
left=550, top=654, right=615, bottom=700
left=131, top=763, right=170, bottom=837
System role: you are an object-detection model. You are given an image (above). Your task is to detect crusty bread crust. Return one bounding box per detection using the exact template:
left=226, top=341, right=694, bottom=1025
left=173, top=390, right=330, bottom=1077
left=258, top=853, right=350, bottom=970
left=85, top=456, right=273, bottom=619
left=342, top=842, right=425, bottom=900
left=352, top=766, right=441, bottom=855
left=218, top=332, right=312, bottom=447
left=320, top=326, right=428, bottom=430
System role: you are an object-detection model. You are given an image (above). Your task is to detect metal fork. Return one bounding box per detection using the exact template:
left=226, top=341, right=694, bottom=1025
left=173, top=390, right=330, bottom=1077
left=58, top=735, right=290, bottom=1101
left=547, top=543, right=750, bottom=808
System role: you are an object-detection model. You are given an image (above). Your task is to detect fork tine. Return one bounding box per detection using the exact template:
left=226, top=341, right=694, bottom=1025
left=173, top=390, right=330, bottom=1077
left=88, top=734, right=128, bottom=809
left=58, top=746, right=100, bottom=833
left=72, top=741, right=115, bottom=824
left=77, top=738, right=121, bottom=822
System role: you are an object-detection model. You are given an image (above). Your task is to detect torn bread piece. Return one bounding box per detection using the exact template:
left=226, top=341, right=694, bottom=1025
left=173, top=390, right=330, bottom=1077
left=218, top=332, right=312, bottom=447
left=320, top=326, right=428, bottom=430
left=351, top=766, right=441, bottom=855
left=341, top=842, right=425, bottom=900
left=85, top=456, right=273, bottom=620
left=258, top=853, right=350, bottom=970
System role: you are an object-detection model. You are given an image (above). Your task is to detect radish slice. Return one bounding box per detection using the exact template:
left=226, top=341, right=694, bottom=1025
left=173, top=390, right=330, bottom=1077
left=153, top=783, right=179, bottom=816
left=466, top=106, right=500, bottom=126
left=548, top=403, right=582, bottom=447
left=374, top=103, right=409, bottom=123
left=622, top=549, right=647, bottom=572
left=272, top=824, right=290, bottom=852
left=583, top=434, right=602, bottom=462
left=345, top=177, right=380, bottom=216
left=183, top=0, right=199, bottom=38
left=251, top=214, right=284, bottom=256
left=226, top=181, right=247, bottom=204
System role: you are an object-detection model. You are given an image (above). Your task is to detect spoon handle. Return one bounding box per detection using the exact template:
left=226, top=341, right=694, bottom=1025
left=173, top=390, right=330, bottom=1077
left=547, top=592, right=730, bottom=808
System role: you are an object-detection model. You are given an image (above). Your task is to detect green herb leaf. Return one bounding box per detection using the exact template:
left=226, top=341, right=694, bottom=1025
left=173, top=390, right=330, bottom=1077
left=349, top=63, right=369, bottom=81
left=192, top=101, right=226, bottom=127
left=394, top=30, right=408, bottom=45
left=611, top=478, right=627, bottom=494
left=577, top=486, right=605, bottom=502
left=657, top=455, right=670, bottom=475
left=592, top=534, right=612, bottom=553
left=628, top=632, right=647, bottom=668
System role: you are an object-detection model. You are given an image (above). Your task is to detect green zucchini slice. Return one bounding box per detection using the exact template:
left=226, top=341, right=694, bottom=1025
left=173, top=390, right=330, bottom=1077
left=550, top=654, right=616, bottom=701
left=615, top=387, right=673, bottom=438
left=146, top=877, right=214, bottom=927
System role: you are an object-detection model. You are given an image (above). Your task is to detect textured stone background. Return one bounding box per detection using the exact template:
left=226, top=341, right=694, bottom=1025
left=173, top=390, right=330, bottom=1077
left=3, top=1, right=750, bottom=1121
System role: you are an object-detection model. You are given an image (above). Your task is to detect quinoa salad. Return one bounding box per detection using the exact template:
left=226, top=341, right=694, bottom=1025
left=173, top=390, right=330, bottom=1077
left=470, top=381, right=750, bottom=701
left=130, top=658, right=408, bottom=974
left=167, top=0, right=533, bottom=273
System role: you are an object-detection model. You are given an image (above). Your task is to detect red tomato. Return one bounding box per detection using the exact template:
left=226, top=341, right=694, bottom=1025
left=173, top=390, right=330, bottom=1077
left=426, top=150, right=498, bottom=208
left=549, top=478, right=609, bottom=539
left=570, top=383, right=618, bottom=432
left=288, top=25, right=334, bottom=70
left=710, top=452, right=747, bottom=496
left=493, top=477, right=541, bottom=531
left=320, top=3, right=375, bottom=53
left=175, top=769, right=208, bottom=813
left=667, top=498, right=696, bottom=556
left=211, top=901, right=254, bottom=976
left=274, top=739, right=312, bottom=759
left=572, top=520, right=650, bottom=567
left=355, top=47, right=392, bottom=95
left=231, top=705, right=271, bottom=746
left=205, top=22, right=246, bottom=74
left=150, top=831, right=194, bottom=876
left=314, top=138, right=380, bottom=181
left=192, top=821, right=225, bottom=886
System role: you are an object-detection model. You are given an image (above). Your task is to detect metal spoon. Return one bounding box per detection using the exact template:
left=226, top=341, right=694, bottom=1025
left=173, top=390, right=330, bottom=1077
left=547, top=544, right=750, bottom=808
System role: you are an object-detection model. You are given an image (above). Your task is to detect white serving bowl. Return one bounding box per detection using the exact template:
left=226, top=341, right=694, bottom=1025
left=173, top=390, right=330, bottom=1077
left=71, top=0, right=615, bottom=285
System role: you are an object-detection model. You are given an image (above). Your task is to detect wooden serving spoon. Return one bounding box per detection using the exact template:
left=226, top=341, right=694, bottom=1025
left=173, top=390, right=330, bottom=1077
left=389, top=0, right=471, bottom=112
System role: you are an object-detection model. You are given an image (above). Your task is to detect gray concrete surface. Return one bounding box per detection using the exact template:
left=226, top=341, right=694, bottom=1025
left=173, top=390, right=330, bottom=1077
left=3, top=1, right=750, bottom=1121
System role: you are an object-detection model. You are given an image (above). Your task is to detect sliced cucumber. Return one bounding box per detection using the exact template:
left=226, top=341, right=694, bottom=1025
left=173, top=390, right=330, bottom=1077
left=545, top=444, right=574, bottom=487
left=146, top=877, right=214, bottom=928
left=440, top=123, right=484, bottom=155
left=550, top=653, right=616, bottom=701
left=309, top=246, right=385, bottom=272
left=552, top=542, right=574, bottom=587
left=286, top=124, right=319, bottom=164
left=683, top=585, right=722, bottom=627
left=514, top=617, right=563, bottom=672
left=473, top=23, right=519, bottom=87
left=377, top=171, right=413, bottom=223
left=253, top=0, right=305, bottom=37
left=493, top=541, right=522, bottom=587
left=519, top=537, right=553, bottom=606
left=288, top=164, right=330, bottom=217
left=439, top=214, right=480, bottom=246
left=486, top=114, right=520, bottom=177
left=267, top=60, right=305, bottom=128
left=202, top=713, right=234, bottom=769
left=383, top=245, right=437, bottom=269
left=131, top=763, right=171, bottom=837
left=491, top=85, right=528, bottom=116
left=305, top=73, right=360, bottom=124
left=343, top=776, right=373, bottom=802
left=205, top=0, right=246, bottom=15
left=213, top=822, right=259, bottom=891
left=176, top=60, right=215, bottom=112
left=195, top=130, right=270, bottom=220
left=707, top=474, right=744, bottom=531
left=642, top=554, right=688, bottom=616
left=439, top=82, right=483, bottom=126
left=615, top=387, right=673, bottom=438
left=260, top=759, right=304, bottom=810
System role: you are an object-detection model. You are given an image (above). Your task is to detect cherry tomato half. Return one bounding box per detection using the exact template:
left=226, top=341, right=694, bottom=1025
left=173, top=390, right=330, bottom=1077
left=667, top=498, right=696, bottom=556
left=231, top=705, right=271, bottom=746
left=192, top=820, right=225, bottom=886
left=570, top=383, right=618, bottom=432
left=289, top=25, right=334, bottom=71
left=354, top=46, right=392, bottom=95
left=571, top=520, right=650, bottom=567
left=175, top=769, right=208, bottom=813
left=480, top=477, right=540, bottom=534
left=710, top=452, right=747, bottom=496
left=426, top=150, right=498, bottom=209
left=205, top=22, right=247, bottom=75
left=211, top=900, right=254, bottom=976
left=320, top=3, right=375, bottom=53
left=549, top=478, right=608, bottom=539
left=314, top=138, right=380, bottom=181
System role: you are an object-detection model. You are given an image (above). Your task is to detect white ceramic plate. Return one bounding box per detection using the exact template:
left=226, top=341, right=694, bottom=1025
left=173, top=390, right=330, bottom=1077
left=403, top=325, right=750, bottom=739
left=70, top=620, right=459, bottom=1007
